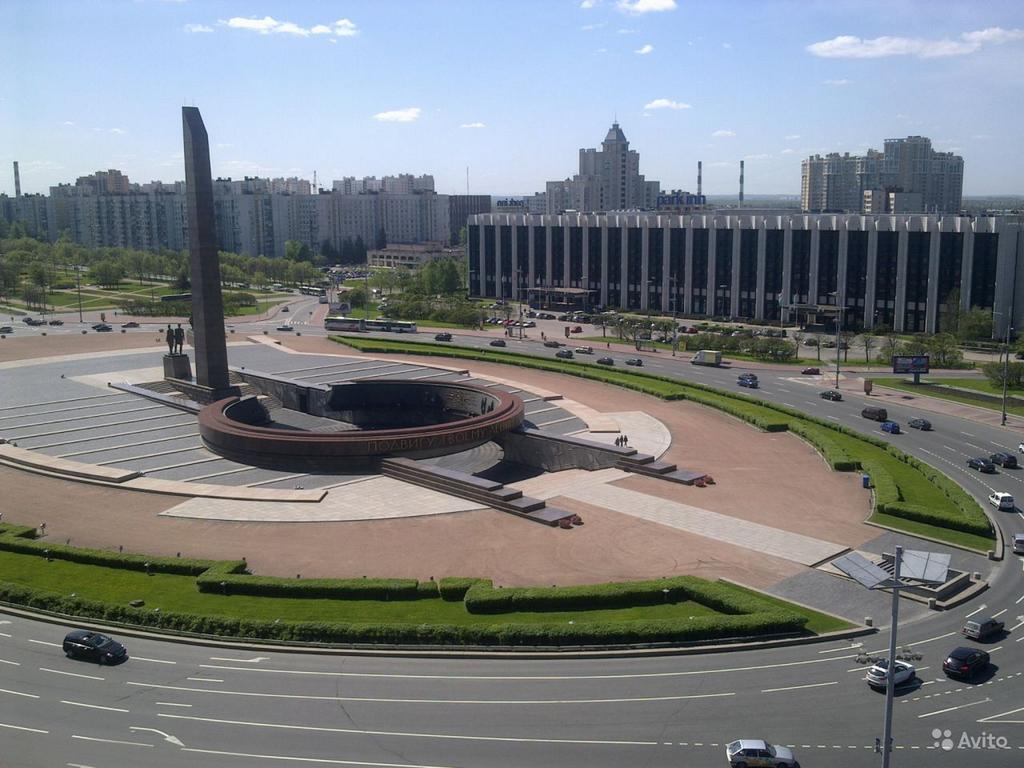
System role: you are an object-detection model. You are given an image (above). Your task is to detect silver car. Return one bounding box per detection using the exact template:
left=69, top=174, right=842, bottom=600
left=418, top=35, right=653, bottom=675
left=725, top=739, right=800, bottom=767
left=865, top=658, right=916, bottom=689
left=1013, top=533, right=1024, bottom=555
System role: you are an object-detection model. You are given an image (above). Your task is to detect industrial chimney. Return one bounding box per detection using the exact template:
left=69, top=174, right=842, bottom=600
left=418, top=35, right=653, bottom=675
left=13, top=161, right=21, bottom=198
left=738, top=160, right=744, bottom=208
left=697, top=161, right=702, bottom=199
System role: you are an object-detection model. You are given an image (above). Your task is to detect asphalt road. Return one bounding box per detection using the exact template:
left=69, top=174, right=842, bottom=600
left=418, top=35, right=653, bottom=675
left=1, top=306, right=1023, bottom=766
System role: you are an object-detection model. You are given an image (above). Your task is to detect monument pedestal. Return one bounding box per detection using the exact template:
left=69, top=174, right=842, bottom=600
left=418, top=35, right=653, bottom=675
left=163, top=353, right=193, bottom=380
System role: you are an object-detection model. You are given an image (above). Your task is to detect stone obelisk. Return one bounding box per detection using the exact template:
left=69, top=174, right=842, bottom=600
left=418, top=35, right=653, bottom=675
left=181, top=106, right=236, bottom=401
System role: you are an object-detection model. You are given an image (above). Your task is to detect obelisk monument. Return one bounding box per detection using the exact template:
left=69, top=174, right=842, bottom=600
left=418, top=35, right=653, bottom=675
left=181, top=106, right=236, bottom=400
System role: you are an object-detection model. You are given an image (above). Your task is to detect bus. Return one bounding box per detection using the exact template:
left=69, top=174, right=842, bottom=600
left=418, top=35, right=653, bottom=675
left=324, top=316, right=366, bottom=332
left=324, top=316, right=417, bottom=333
left=365, top=319, right=417, bottom=333
left=299, top=285, right=327, bottom=297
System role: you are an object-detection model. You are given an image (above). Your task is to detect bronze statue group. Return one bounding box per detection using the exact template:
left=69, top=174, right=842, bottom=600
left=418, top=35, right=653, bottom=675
left=165, top=324, right=185, bottom=355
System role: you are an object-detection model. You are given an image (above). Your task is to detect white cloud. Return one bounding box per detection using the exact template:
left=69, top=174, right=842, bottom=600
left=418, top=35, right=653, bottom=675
left=722, top=42, right=732, bottom=49
left=807, top=27, right=1024, bottom=59
left=581, top=23, right=605, bottom=31
left=823, top=78, right=852, bottom=85
left=109, top=128, right=127, bottom=135
left=62, top=120, right=76, bottom=127
left=184, top=23, right=213, bottom=33
left=222, top=16, right=358, bottom=38
left=744, top=153, right=773, bottom=160
left=373, top=107, right=422, bottom=123
left=580, top=0, right=599, bottom=7
left=460, top=122, right=486, bottom=129
left=618, top=0, right=677, bottom=13
left=595, top=47, right=608, bottom=53
left=712, top=129, right=736, bottom=137
left=635, top=43, right=654, bottom=54
left=644, top=98, right=691, bottom=110
left=780, top=148, right=796, bottom=155
left=617, top=28, right=636, bottom=34
left=972, top=133, right=992, bottom=140
left=785, top=134, right=801, bottom=140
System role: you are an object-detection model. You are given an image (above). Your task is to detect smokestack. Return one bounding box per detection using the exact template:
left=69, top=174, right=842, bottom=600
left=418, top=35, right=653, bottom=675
left=13, top=161, right=21, bottom=198
left=739, top=160, right=744, bottom=208
left=697, top=161, right=702, bottom=199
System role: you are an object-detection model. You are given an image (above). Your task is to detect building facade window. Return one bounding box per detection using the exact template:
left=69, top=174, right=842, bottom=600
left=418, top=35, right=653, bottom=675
left=533, top=226, right=547, bottom=286
left=791, top=230, right=811, bottom=304
left=739, top=229, right=757, bottom=318
left=587, top=226, right=602, bottom=290
left=649, top=228, right=664, bottom=309
left=817, top=230, right=839, bottom=304
left=936, top=231, right=963, bottom=332
left=971, top=233, right=998, bottom=310
left=499, top=225, right=512, bottom=296
left=607, top=227, right=622, bottom=297
left=875, top=231, right=898, bottom=328
left=483, top=226, right=496, bottom=298
left=550, top=226, right=564, bottom=287
left=714, top=228, right=733, bottom=316
left=691, top=228, right=708, bottom=314
left=904, top=232, right=929, bottom=332
left=627, top=228, right=642, bottom=309
left=764, top=229, right=784, bottom=321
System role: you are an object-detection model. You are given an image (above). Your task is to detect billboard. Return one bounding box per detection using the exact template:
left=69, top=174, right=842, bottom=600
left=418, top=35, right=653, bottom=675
left=892, top=355, right=930, bottom=375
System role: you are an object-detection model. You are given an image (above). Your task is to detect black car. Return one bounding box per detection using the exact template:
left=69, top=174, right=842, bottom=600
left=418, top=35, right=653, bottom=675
left=543, top=340, right=562, bottom=348
left=820, top=389, right=843, bottom=401
left=908, top=418, right=932, bottom=431
left=990, top=452, right=1018, bottom=469
left=63, top=630, right=127, bottom=664
left=801, top=367, right=820, bottom=375
left=737, top=374, right=758, bottom=388
left=967, top=457, right=997, bottom=473
left=942, top=646, right=989, bottom=679
left=488, top=339, right=506, bottom=347
left=93, top=324, right=112, bottom=332
left=48, top=319, right=64, bottom=326
left=275, top=325, right=294, bottom=332
left=121, top=321, right=140, bottom=328
left=434, top=332, right=452, bottom=342
left=596, top=357, right=614, bottom=365
left=555, top=349, right=574, bottom=359
left=625, top=358, right=643, bottom=367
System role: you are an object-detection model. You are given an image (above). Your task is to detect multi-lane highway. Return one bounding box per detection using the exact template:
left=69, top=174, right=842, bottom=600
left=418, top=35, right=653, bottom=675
left=1, top=307, right=1023, bottom=766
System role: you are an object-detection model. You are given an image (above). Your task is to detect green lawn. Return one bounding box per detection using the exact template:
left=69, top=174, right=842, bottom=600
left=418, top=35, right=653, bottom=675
left=870, top=377, right=1024, bottom=417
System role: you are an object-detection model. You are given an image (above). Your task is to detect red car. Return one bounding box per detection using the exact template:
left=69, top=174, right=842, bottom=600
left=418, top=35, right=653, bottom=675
left=802, top=367, right=820, bottom=375
left=570, top=325, right=583, bottom=333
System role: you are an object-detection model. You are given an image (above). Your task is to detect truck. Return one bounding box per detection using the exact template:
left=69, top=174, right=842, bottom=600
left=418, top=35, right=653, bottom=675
left=691, top=349, right=722, bottom=366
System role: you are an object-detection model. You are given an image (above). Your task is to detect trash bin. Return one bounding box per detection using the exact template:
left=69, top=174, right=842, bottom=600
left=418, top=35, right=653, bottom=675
left=862, top=474, right=871, bottom=489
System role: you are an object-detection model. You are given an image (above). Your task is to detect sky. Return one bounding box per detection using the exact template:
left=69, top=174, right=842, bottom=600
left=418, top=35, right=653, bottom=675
left=2, top=0, right=1023, bottom=197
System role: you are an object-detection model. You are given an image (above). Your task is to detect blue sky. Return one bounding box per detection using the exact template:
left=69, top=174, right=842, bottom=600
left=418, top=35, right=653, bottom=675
left=2, top=0, right=1023, bottom=196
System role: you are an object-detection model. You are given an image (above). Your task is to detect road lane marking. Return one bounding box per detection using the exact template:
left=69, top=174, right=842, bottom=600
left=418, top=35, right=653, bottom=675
left=761, top=681, right=839, bottom=693
left=869, top=631, right=955, bottom=653
left=130, top=727, right=184, bottom=746
left=186, top=677, right=223, bottom=683
left=27, top=639, right=61, bottom=648
left=0, top=722, right=48, bottom=734
left=209, top=656, right=269, bottom=664
left=818, top=644, right=862, bottom=654
left=918, top=698, right=990, bottom=718
left=181, top=748, right=456, bottom=767
left=158, top=713, right=660, bottom=746
left=990, top=608, right=1007, bottom=618
left=130, top=656, right=176, bottom=665
left=962, top=432, right=975, bottom=437
left=61, top=700, right=130, bottom=713
left=155, top=702, right=192, bottom=708
left=198, top=653, right=861, bottom=681
left=39, top=667, right=104, bottom=681
left=71, top=735, right=153, bottom=747
left=978, top=705, right=1024, bottom=723
left=0, top=688, right=38, bottom=699
left=131, top=681, right=736, bottom=705
left=0, top=658, right=20, bottom=666
left=965, top=604, right=987, bottom=618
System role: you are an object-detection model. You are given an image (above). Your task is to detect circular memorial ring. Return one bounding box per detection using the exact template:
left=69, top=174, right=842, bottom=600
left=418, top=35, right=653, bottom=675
left=198, top=380, right=525, bottom=470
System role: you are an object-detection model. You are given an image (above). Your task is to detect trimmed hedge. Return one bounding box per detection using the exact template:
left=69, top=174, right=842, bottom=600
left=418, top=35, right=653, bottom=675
left=195, top=571, right=425, bottom=600
left=463, top=576, right=800, bottom=618
left=439, top=577, right=491, bottom=601
left=0, top=529, right=230, bottom=576
left=0, top=580, right=806, bottom=646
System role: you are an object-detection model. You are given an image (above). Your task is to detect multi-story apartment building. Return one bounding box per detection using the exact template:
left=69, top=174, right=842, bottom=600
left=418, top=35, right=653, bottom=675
left=542, top=123, right=660, bottom=214
left=447, top=195, right=491, bottom=244
left=802, top=137, right=963, bottom=214
left=467, top=212, right=1023, bottom=336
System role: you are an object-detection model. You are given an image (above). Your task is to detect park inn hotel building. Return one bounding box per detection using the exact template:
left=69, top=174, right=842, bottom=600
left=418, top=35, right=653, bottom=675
left=467, top=213, right=1023, bottom=337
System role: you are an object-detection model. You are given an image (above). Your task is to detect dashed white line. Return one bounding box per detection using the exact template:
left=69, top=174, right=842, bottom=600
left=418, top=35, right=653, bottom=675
left=0, top=688, right=39, bottom=699
left=71, top=735, right=153, bottom=748
left=918, top=698, right=990, bottom=718
left=131, top=656, right=176, bottom=665
left=39, top=667, right=104, bottom=681
left=186, top=677, right=224, bottom=683
left=761, top=681, right=839, bottom=693
left=61, top=700, right=130, bottom=713
left=0, top=722, right=48, bottom=734
left=27, top=639, right=61, bottom=648
left=155, top=701, right=193, bottom=708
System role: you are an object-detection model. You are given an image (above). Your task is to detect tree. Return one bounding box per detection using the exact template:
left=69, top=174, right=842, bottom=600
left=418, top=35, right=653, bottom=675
left=457, top=226, right=467, bottom=246
left=20, top=283, right=44, bottom=308
left=878, top=327, right=900, bottom=364
left=348, top=285, right=369, bottom=310
left=840, top=329, right=855, bottom=362
left=981, top=361, right=1024, bottom=390
left=0, top=260, right=20, bottom=300
left=284, top=240, right=313, bottom=263
left=926, top=332, right=964, bottom=368
left=812, top=332, right=823, bottom=360
left=90, top=260, right=124, bottom=289
left=958, top=306, right=994, bottom=342
left=939, top=288, right=961, bottom=335
left=791, top=330, right=804, bottom=359
left=855, top=333, right=877, bottom=364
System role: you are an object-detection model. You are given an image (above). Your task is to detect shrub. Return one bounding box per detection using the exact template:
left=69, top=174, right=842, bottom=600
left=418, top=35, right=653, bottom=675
left=195, top=572, right=424, bottom=599
left=439, top=577, right=491, bottom=601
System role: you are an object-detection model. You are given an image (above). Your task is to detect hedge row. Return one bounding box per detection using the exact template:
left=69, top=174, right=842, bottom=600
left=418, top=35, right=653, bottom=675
left=0, top=528, right=230, bottom=576
left=439, top=577, right=491, bottom=601
left=0, top=580, right=805, bottom=646
left=195, top=571, right=430, bottom=600
left=463, top=575, right=799, bottom=617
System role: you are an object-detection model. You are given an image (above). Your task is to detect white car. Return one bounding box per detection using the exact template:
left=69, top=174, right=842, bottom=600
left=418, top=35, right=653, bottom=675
left=574, top=346, right=594, bottom=354
left=725, top=740, right=800, bottom=767
left=865, top=659, right=916, bottom=689
left=1013, top=533, right=1024, bottom=555
left=988, top=492, right=1016, bottom=511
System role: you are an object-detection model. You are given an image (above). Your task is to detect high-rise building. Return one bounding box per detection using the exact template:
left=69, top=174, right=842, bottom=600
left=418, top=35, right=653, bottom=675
left=447, top=195, right=491, bottom=244
left=542, top=123, right=660, bottom=214
left=801, top=137, right=963, bottom=214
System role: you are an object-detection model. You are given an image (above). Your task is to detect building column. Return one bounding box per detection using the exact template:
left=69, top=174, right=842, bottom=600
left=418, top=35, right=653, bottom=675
left=781, top=225, right=793, bottom=324
left=661, top=224, right=671, bottom=313
left=706, top=220, right=717, bottom=317
left=837, top=223, right=849, bottom=305
left=494, top=223, right=502, bottom=301
left=600, top=225, right=609, bottom=307
left=478, top=223, right=487, bottom=297
left=640, top=225, right=650, bottom=311
left=683, top=224, right=694, bottom=314
left=730, top=223, right=741, bottom=318
left=619, top=226, right=629, bottom=310
left=527, top=223, right=536, bottom=298
left=894, top=227, right=909, bottom=332
left=925, top=225, right=941, bottom=333
left=510, top=223, right=518, bottom=304
left=960, top=226, right=974, bottom=311
left=754, top=222, right=767, bottom=320
left=563, top=223, right=571, bottom=289
left=808, top=226, right=821, bottom=305
left=864, top=228, right=878, bottom=329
